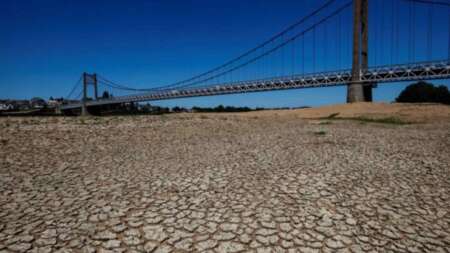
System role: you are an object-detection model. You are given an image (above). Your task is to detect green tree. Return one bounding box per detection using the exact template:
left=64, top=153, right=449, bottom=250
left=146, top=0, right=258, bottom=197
left=396, top=81, right=450, bottom=105
left=102, top=91, right=110, bottom=99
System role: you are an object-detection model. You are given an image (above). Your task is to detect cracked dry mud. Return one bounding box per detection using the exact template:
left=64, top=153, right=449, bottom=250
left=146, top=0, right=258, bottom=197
left=0, top=113, right=449, bottom=253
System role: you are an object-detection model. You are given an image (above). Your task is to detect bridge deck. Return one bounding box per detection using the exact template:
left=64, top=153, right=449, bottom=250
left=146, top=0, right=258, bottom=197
left=61, top=61, right=450, bottom=110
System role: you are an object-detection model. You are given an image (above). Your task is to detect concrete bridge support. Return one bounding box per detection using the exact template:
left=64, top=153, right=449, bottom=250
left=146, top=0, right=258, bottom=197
left=348, top=0, right=371, bottom=103
left=81, top=73, right=90, bottom=116
left=81, top=72, right=98, bottom=116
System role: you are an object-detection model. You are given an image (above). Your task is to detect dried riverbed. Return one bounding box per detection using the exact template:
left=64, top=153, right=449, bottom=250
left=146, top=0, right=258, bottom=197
left=0, top=110, right=449, bottom=252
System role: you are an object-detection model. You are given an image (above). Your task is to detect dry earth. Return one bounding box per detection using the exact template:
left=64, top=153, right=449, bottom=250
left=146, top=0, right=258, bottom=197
left=243, top=102, right=450, bottom=123
left=0, top=103, right=449, bottom=253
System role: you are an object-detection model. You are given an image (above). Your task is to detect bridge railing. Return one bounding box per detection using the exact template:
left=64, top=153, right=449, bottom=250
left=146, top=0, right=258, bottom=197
left=61, top=60, right=450, bottom=110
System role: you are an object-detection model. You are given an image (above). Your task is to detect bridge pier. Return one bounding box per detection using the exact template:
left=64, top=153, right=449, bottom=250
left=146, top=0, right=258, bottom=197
left=81, top=104, right=90, bottom=116
left=80, top=72, right=100, bottom=116
left=347, top=83, right=365, bottom=103
left=93, top=74, right=98, bottom=100
left=361, top=0, right=373, bottom=102
left=81, top=72, right=91, bottom=116
left=348, top=0, right=371, bottom=103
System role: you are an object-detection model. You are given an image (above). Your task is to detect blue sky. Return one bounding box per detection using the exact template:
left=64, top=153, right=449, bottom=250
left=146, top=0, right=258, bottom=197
left=1, top=0, right=449, bottom=108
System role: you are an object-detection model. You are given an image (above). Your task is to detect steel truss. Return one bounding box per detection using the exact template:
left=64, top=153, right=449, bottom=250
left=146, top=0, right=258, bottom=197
left=61, top=61, right=450, bottom=110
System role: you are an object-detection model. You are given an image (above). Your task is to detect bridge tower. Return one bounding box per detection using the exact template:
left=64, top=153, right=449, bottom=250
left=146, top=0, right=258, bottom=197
left=348, top=0, right=371, bottom=103
left=81, top=72, right=98, bottom=116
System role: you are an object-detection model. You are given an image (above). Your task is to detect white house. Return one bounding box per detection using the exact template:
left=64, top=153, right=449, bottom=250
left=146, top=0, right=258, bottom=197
left=0, top=103, right=13, bottom=111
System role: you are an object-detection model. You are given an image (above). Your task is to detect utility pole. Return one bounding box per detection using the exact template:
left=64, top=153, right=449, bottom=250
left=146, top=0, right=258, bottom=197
left=81, top=72, right=89, bottom=116
left=348, top=0, right=367, bottom=103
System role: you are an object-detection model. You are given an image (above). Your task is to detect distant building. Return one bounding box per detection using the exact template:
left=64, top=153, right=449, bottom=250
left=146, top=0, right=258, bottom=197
left=47, top=97, right=65, bottom=108
left=0, top=103, right=13, bottom=111
left=11, top=100, right=31, bottom=110
left=61, top=99, right=80, bottom=105
left=30, top=97, right=47, bottom=109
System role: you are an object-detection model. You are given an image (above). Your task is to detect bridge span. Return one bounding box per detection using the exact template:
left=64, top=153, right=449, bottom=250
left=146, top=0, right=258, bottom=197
left=61, top=0, right=450, bottom=114
left=61, top=61, right=450, bottom=110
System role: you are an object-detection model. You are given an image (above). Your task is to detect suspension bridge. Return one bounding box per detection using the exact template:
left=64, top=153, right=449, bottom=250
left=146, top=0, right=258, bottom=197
left=61, top=0, right=450, bottom=115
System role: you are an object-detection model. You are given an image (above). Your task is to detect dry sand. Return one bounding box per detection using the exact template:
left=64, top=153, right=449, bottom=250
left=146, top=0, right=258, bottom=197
left=0, top=102, right=449, bottom=252
left=240, top=102, right=450, bottom=123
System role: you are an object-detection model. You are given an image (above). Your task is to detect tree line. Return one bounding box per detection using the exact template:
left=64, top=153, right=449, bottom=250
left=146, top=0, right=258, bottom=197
left=396, top=81, right=450, bottom=105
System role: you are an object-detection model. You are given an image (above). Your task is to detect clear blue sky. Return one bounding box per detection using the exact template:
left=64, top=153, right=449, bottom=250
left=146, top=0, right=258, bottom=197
left=1, top=0, right=449, bottom=108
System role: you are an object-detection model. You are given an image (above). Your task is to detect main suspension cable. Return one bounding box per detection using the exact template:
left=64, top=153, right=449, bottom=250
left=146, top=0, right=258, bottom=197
left=167, top=2, right=352, bottom=90
left=66, top=75, right=82, bottom=99
left=404, top=0, right=450, bottom=7
left=96, top=0, right=339, bottom=91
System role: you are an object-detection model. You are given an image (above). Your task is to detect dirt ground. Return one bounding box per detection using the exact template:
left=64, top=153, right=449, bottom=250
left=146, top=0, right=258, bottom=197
left=0, top=103, right=449, bottom=253
left=241, top=102, right=450, bottom=123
